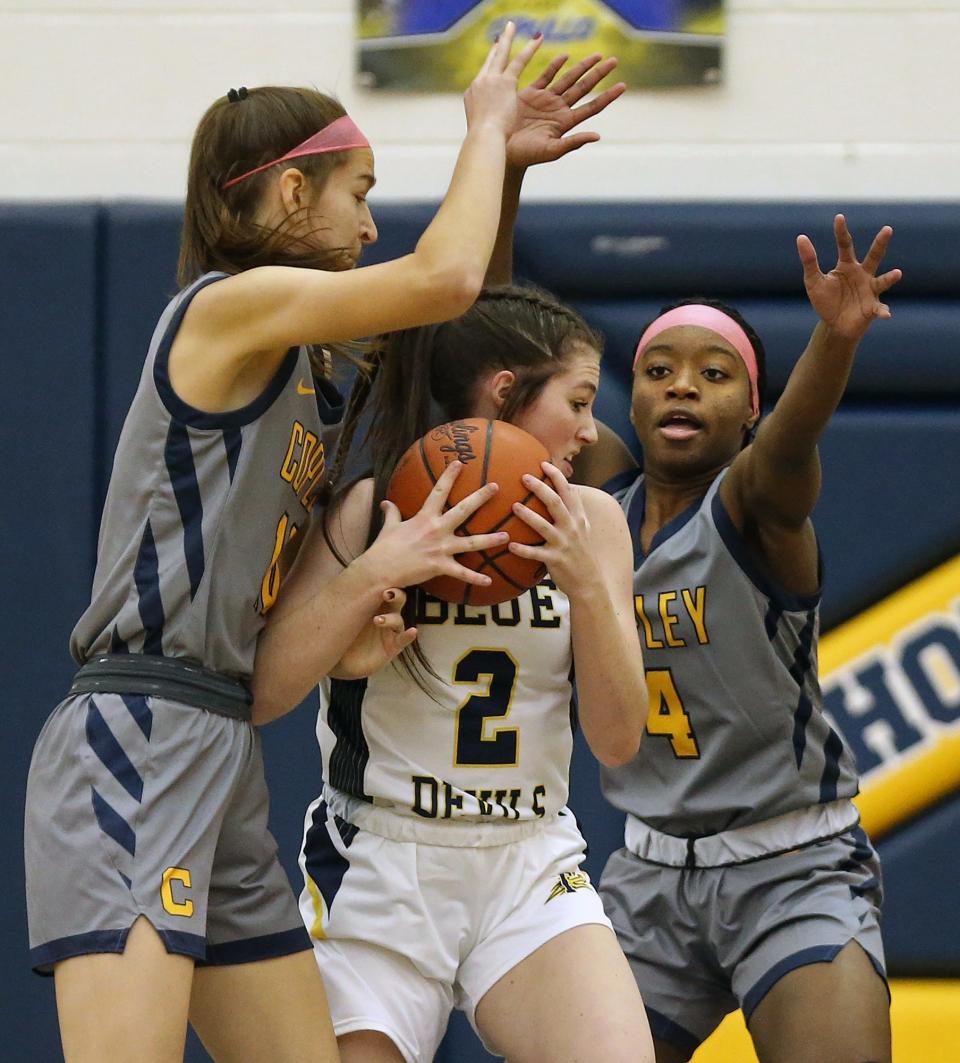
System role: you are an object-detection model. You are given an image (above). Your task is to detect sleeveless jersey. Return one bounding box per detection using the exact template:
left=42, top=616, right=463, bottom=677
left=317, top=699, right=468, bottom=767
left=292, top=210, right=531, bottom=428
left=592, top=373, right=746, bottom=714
left=600, top=469, right=859, bottom=836
left=71, top=272, right=344, bottom=678
left=319, top=579, right=574, bottom=826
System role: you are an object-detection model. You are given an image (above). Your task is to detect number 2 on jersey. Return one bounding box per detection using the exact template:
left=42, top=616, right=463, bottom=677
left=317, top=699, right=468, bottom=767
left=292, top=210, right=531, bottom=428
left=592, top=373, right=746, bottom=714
left=453, top=649, right=519, bottom=767
left=646, top=668, right=700, bottom=758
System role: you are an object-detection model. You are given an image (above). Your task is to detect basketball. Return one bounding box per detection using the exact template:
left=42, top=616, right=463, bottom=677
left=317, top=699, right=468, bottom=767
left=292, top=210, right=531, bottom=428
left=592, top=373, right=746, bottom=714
left=386, top=418, right=552, bottom=606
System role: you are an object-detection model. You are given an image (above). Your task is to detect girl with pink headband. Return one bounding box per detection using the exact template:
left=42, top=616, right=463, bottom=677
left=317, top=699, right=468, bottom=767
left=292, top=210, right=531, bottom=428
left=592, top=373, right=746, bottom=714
left=577, top=215, right=901, bottom=1063
left=26, top=24, right=632, bottom=1063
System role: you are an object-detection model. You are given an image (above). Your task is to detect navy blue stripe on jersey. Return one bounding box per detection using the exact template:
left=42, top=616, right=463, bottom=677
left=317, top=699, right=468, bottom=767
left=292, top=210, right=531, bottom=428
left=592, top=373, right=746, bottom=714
left=711, top=491, right=821, bottom=612
left=620, top=475, right=701, bottom=563
left=91, top=786, right=136, bottom=857
left=134, top=519, right=165, bottom=655
left=201, top=927, right=310, bottom=966
left=86, top=699, right=143, bottom=802
left=119, top=870, right=132, bottom=889
left=223, top=426, right=242, bottom=482
left=315, top=374, right=345, bottom=426
left=603, top=466, right=642, bottom=498
left=763, top=599, right=783, bottom=641
left=789, top=610, right=818, bottom=768
left=333, top=814, right=359, bottom=848
left=165, top=421, right=206, bottom=601
left=327, top=678, right=371, bottom=798
left=819, top=726, right=845, bottom=803
left=153, top=272, right=302, bottom=430
left=120, top=692, right=153, bottom=741
left=303, top=802, right=352, bottom=917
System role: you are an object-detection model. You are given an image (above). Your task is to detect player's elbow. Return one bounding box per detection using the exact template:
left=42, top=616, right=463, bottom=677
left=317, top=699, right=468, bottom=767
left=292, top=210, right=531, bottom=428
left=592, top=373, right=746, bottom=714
left=597, top=735, right=642, bottom=769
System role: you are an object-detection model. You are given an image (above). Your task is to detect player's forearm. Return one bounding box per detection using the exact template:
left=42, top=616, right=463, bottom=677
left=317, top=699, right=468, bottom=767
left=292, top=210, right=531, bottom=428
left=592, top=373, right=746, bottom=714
left=757, top=321, right=858, bottom=470
left=484, top=164, right=525, bottom=287
left=250, top=557, right=393, bottom=723
left=414, top=123, right=508, bottom=296
left=569, top=589, right=645, bottom=767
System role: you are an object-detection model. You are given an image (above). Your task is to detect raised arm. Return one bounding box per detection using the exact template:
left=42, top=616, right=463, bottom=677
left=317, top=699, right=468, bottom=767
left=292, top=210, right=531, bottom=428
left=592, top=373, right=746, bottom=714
left=722, top=215, right=901, bottom=589
left=510, top=466, right=645, bottom=767
left=485, top=51, right=626, bottom=286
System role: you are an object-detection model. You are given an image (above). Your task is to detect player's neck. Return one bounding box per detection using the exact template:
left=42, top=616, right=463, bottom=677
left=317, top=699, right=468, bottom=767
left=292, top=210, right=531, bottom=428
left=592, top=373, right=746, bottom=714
left=642, top=465, right=721, bottom=531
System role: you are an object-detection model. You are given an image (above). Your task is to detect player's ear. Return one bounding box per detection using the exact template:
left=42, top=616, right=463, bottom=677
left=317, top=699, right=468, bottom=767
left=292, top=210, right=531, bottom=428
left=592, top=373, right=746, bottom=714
left=488, top=369, right=516, bottom=413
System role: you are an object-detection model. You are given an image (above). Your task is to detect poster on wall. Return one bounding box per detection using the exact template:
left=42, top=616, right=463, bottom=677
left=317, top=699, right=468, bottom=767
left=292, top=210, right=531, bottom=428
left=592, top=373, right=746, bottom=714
left=357, top=1, right=723, bottom=91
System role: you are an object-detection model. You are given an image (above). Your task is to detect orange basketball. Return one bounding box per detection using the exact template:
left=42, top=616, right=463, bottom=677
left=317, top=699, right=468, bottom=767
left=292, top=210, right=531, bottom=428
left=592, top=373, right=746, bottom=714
left=386, top=418, right=552, bottom=606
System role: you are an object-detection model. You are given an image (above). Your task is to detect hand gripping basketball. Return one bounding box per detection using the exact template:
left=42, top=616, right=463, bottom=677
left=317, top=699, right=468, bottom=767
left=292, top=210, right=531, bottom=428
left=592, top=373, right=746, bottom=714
left=387, top=418, right=554, bottom=605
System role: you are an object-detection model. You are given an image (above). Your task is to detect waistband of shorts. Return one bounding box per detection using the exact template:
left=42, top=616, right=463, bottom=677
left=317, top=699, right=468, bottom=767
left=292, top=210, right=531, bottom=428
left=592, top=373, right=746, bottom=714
left=624, top=799, right=860, bottom=869
left=324, top=786, right=554, bottom=847
left=69, top=654, right=253, bottom=721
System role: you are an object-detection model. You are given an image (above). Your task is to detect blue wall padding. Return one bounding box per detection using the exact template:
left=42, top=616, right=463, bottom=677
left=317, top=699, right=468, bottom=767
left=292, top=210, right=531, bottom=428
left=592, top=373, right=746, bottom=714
left=513, top=202, right=960, bottom=297
left=2, top=201, right=958, bottom=1063
left=0, top=204, right=100, bottom=1059
left=876, top=791, right=960, bottom=975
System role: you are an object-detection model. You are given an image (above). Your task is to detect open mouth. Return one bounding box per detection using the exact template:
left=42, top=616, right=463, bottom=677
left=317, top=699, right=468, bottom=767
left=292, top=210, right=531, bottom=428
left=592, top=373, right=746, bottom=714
left=658, top=409, right=703, bottom=441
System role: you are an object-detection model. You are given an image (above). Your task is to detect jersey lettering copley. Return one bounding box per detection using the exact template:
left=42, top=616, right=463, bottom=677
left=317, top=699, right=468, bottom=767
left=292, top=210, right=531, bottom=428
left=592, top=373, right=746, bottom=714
left=71, top=273, right=343, bottom=678
left=602, top=469, right=859, bottom=836
left=319, top=579, right=575, bottom=824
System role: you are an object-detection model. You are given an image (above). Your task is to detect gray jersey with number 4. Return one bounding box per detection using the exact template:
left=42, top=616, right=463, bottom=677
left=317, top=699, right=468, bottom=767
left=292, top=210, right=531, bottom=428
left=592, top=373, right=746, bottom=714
left=71, top=273, right=343, bottom=678
left=601, top=468, right=858, bottom=836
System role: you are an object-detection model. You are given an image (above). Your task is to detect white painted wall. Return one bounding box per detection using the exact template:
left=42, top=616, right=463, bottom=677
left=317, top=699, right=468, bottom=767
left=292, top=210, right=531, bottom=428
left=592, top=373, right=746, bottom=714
left=1, top=0, right=958, bottom=201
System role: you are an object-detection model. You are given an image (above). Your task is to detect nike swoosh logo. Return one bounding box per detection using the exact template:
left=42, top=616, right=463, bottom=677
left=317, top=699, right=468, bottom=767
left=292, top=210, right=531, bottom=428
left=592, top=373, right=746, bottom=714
left=297, top=378, right=316, bottom=396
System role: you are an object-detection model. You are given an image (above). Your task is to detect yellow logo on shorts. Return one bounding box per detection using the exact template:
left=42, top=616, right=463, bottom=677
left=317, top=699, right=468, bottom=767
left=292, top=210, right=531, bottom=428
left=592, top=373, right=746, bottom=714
left=161, top=866, right=194, bottom=917
left=544, top=870, right=592, bottom=904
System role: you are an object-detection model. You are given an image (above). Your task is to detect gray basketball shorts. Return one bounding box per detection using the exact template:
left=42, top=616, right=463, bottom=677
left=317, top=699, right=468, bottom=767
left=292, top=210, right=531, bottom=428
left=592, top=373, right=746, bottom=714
left=599, top=825, right=886, bottom=1055
left=26, top=692, right=309, bottom=972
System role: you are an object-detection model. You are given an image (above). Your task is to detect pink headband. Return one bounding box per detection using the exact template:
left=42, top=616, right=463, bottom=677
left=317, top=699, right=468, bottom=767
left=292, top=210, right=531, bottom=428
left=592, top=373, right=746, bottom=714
left=222, top=115, right=371, bottom=190
left=633, top=304, right=760, bottom=416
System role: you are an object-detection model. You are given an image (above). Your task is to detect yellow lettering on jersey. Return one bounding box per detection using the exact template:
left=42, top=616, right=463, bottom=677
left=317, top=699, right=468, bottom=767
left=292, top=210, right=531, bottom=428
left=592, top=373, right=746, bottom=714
left=635, top=595, right=665, bottom=649
left=659, top=591, right=685, bottom=647
left=258, top=512, right=299, bottom=614
left=682, top=586, right=709, bottom=645
left=280, top=421, right=305, bottom=483
left=292, top=432, right=319, bottom=492
left=160, top=867, right=194, bottom=917
left=646, top=669, right=700, bottom=758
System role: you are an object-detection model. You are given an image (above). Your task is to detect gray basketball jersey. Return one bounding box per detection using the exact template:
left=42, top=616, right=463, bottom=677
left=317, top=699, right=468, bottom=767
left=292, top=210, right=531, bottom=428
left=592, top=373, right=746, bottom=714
left=71, top=272, right=343, bottom=678
left=601, top=469, right=858, bottom=835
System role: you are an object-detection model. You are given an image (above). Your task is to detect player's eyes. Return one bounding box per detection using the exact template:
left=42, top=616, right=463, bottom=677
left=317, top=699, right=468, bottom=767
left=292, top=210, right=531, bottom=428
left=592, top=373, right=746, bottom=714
left=646, top=364, right=669, bottom=378
left=702, top=367, right=728, bottom=381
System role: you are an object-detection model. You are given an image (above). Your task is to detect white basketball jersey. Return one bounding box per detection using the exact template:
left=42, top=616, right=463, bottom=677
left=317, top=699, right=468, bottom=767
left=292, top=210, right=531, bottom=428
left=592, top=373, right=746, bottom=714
left=318, top=579, right=574, bottom=826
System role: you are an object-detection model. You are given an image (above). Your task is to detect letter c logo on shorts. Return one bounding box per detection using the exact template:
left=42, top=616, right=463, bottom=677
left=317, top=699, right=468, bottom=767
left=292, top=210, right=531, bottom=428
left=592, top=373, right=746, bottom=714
left=161, top=866, right=195, bottom=917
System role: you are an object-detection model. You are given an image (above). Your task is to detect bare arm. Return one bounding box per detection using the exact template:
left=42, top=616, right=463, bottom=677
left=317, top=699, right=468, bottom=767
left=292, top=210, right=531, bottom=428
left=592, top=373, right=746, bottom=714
left=510, top=468, right=645, bottom=766
left=722, top=216, right=901, bottom=590
left=485, top=52, right=626, bottom=287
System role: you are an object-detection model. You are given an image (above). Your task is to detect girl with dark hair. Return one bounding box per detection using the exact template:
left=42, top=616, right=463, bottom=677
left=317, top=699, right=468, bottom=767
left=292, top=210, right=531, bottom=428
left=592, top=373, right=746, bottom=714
left=582, top=216, right=901, bottom=1063
left=257, top=287, right=655, bottom=1063
left=23, top=26, right=558, bottom=1063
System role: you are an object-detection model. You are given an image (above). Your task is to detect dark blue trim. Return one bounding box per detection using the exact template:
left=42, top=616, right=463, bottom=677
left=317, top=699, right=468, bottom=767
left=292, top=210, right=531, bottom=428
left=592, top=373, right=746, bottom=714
left=200, top=926, right=311, bottom=967
left=819, top=726, right=845, bottom=803
left=619, top=475, right=704, bottom=565
left=763, top=599, right=783, bottom=641
left=153, top=273, right=302, bottom=430
left=711, top=491, right=821, bottom=612
left=110, top=626, right=129, bottom=653
left=119, top=870, right=132, bottom=889
left=91, top=786, right=137, bottom=857
left=303, top=801, right=352, bottom=917
left=223, top=426, right=242, bottom=482
left=157, top=928, right=208, bottom=960
left=742, top=944, right=843, bottom=1017
left=121, top=692, right=153, bottom=741
left=601, top=467, right=641, bottom=498
left=31, top=927, right=131, bottom=974
left=133, top=519, right=165, bottom=655
left=315, top=373, right=345, bottom=426
left=165, top=421, right=206, bottom=600
left=644, top=1005, right=701, bottom=1055
left=86, top=699, right=143, bottom=802
left=789, top=609, right=818, bottom=768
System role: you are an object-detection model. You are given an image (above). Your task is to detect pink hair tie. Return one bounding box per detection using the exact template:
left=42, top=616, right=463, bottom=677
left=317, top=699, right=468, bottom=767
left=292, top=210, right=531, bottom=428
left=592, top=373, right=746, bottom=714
left=633, top=304, right=760, bottom=417
left=222, top=115, right=371, bottom=190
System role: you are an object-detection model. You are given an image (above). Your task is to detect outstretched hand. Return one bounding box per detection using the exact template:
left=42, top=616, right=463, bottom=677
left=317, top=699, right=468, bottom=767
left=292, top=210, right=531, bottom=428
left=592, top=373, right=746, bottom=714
left=797, top=215, right=903, bottom=342
left=506, top=52, right=626, bottom=168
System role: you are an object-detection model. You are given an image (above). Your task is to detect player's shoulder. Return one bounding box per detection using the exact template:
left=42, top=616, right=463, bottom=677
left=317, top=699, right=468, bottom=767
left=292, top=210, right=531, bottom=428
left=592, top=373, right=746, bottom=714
left=577, top=483, right=629, bottom=520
